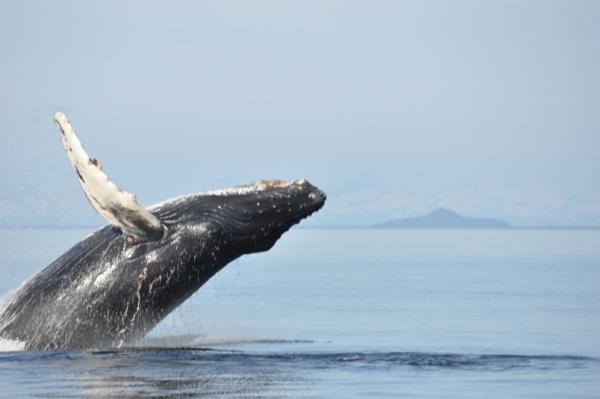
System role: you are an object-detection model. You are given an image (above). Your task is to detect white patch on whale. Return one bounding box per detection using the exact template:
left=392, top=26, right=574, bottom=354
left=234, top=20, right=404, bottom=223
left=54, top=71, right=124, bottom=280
left=145, top=251, right=158, bottom=264
left=53, top=112, right=162, bottom=238
left=94, top=262, right=118, bottom=288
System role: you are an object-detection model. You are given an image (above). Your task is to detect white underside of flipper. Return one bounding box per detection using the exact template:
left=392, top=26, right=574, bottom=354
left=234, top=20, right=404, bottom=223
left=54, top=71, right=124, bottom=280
left=53, top=112, right=163, bottom=238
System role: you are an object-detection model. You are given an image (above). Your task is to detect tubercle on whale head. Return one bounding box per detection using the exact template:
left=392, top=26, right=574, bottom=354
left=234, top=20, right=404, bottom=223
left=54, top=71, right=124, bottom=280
left=225, top=179, right=326, bottom=253
left=246, top=178, right=325, bottom=222
left=249, top=179, right=327, bottom=219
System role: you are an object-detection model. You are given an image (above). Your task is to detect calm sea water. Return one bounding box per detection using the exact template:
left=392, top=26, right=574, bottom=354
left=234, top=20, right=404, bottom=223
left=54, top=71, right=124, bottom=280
left=0, top=228, right=599, bottom=398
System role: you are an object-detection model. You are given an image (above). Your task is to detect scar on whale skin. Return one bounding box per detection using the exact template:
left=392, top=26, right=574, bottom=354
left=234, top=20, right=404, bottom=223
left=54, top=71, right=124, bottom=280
left=137, top=267, right=147, bottom=285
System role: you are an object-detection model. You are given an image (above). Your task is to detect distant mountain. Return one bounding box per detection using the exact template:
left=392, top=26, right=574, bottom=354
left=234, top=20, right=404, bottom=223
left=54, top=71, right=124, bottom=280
left=373, top=208, right=511, bottom=229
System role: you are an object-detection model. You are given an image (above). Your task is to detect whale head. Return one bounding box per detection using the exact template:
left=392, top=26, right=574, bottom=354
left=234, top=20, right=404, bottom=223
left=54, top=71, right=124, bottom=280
left=132, top=178, right=326, bottom=287
left=189, top=179, right=325, bottom=252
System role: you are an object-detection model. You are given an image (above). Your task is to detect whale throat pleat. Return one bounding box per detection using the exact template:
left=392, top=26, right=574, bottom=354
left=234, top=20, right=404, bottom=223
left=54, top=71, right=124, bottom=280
left=53, top=112, right=163, bottom=238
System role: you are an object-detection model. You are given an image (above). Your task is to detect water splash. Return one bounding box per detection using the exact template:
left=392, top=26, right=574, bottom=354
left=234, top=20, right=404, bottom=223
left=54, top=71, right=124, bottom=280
left=0, top=337, right=25, bottom=352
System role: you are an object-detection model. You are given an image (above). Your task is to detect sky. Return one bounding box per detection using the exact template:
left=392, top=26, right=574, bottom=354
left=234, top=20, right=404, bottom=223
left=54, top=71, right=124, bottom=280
left=0, top=0, right=599, bottom=227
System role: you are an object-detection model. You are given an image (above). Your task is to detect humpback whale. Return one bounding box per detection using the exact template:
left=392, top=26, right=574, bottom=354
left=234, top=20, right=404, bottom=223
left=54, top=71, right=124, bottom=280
left=0, top=112, right=325, bottom=351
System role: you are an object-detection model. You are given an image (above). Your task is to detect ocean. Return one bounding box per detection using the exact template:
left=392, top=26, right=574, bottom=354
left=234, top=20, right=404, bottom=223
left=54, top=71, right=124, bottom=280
left=0, top=228, right=599, bottom=398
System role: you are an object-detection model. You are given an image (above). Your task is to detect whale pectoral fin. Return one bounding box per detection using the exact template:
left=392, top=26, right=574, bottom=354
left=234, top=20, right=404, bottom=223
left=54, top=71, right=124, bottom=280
left=53, top=112, right=163, bottom=239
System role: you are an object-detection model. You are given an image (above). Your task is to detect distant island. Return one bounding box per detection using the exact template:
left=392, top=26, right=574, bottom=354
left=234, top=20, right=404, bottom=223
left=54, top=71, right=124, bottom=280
left=373, top=208, right=511, bottom=229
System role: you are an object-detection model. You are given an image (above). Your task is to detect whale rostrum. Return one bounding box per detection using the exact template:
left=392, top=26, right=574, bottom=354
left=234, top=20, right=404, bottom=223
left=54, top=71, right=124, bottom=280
left=0, top=113, right=326, bottom=350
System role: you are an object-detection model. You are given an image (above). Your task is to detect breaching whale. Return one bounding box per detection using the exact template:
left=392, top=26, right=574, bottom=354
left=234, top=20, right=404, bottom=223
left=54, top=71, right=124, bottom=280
left=0, top=112, right=325, bottom=351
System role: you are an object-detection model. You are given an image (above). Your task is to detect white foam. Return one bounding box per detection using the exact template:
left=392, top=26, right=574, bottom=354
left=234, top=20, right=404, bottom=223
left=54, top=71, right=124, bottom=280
left=94, top=262, right=118, bottom=288
left=0, top=337, right=25, bottom=352
left=139, top=334, right=290, bottom=348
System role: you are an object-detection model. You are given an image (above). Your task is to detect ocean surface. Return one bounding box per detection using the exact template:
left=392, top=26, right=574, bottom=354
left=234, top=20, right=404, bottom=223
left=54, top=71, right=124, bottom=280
left=0, top=227, right=599, bottom=398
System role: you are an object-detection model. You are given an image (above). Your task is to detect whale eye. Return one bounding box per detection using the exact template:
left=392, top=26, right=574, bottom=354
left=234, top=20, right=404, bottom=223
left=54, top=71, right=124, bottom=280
left=125, top=234, right=135, bottom=245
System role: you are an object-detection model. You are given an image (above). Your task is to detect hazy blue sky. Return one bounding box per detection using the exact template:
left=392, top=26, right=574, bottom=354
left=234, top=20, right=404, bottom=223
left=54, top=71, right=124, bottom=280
left=0, top=0, right=598, bottom=226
